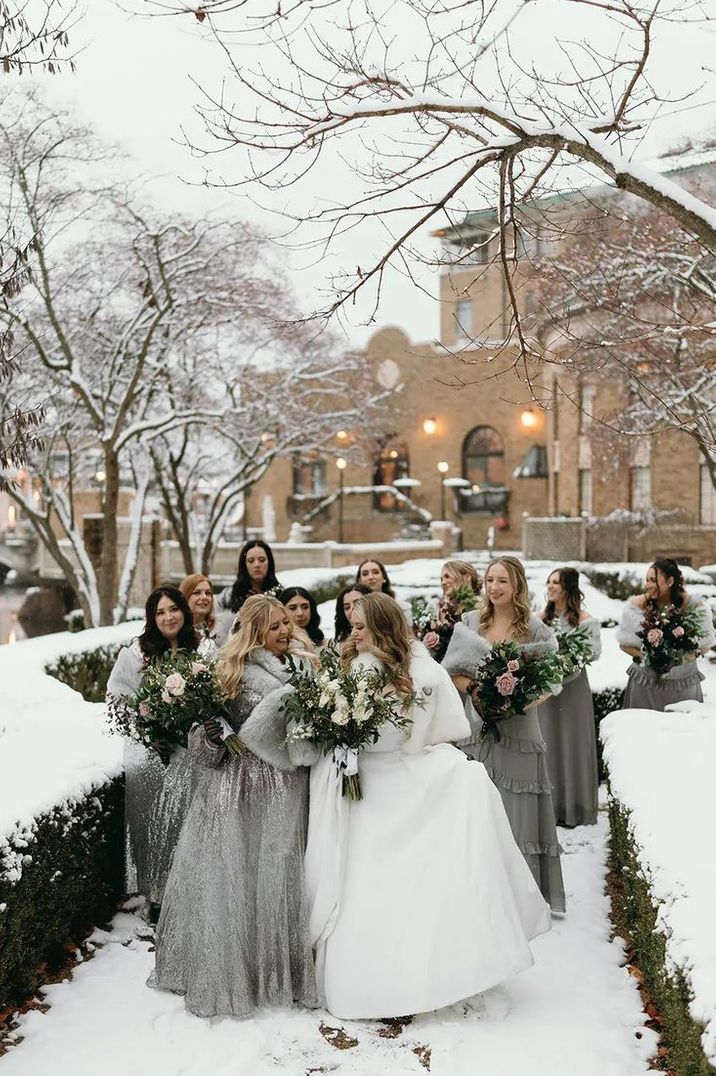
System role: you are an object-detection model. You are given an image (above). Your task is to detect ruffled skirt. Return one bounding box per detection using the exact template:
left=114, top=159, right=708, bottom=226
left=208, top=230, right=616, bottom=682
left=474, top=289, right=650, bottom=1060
left=462, top=705, right=566, bottom=912
left=623, top=660, right=704, bottom=712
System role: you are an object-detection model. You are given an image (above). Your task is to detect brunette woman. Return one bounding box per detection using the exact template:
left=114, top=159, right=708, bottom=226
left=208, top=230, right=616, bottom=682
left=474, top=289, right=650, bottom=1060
left=443, top=556, right=566, bottom=912
left=332, top=583, right=372, bottom=644
left=356, top=558, right=412, bottom=625
left=618, top=558, right=715, bottom=710
left=216, top=539, right=282, bottom=643
left=106, top=586, right=199, bottom=915
left=280, top=585, right=325, bottom=648
left=305, top=592, right=550, bottom=1019
left=150, top=595, right=317, bottom=1018
left=537, top=568, right=601, bottom=827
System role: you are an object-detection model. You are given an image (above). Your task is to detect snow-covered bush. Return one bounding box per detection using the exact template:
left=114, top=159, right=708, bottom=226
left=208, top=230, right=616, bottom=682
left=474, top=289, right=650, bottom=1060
left=602, top=708, right=716, bottom=1075
left=64, top=608, right=86, bottom=633
left=45, top=643, right=123, bottom=703
left=0, top=780, right=123, bottom=1008
left=593, top=687, right=625, bottom=780
left=581, top=568, right=645, bottom=602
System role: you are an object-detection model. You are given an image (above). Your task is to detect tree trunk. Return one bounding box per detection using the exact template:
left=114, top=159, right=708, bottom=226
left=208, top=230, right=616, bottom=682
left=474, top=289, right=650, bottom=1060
left=99, top=449, right=120, bottom=625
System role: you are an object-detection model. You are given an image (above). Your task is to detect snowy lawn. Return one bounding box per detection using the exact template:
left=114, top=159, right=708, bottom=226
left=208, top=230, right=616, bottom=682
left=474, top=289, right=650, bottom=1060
left=602, top=704, right=716, bottom=1067
left=0, top=813, right=656, bottom=1076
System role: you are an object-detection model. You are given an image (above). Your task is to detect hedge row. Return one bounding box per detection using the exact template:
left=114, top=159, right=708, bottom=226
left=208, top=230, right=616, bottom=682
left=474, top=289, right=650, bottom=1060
left=593, top=686, right=625, bottom=781
left=608, top=797, right=715, bottom=1076
left=0, top=778, right=124, bottom=1009
left=45, top=643, right=123, bottom=703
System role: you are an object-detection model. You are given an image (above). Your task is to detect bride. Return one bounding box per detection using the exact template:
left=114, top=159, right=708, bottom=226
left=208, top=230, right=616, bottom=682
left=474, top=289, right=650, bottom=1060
left=304, top=592, right=551, bottom=1020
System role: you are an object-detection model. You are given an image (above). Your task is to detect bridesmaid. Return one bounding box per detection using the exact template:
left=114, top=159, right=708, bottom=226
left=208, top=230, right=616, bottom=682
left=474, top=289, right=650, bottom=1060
left=332, top=583, right=371, bottom=645
left=280, top=585, right=325, bottom=649
left=356, top=558, right=412, bottom=625
left=618, top=558, right=715, bottom=710
left=216, top=539, right=282, bottom=644
left=179, top=573, right=217, bottom=645
left=150, top=595, right=317, bottom=1018
left=106, top=586, right=199, bottom=920
left=537, top=568, right=601, bottom=827
left=443, top=556, right=566, bottom=912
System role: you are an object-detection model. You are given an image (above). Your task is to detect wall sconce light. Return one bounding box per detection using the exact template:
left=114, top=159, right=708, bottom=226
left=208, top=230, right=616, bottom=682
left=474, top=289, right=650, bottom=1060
left=336, top=430, right=348, bottom=441
left=520, top=407, right=538, bottom=429
left=423, top=417, right=437, bottom=435
left=437, top=461, right=449, bottom=474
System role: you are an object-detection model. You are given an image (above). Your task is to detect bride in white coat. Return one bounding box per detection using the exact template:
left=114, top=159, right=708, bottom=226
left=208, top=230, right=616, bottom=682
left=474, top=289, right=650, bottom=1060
left=303, top=592, right=551, bottom=1021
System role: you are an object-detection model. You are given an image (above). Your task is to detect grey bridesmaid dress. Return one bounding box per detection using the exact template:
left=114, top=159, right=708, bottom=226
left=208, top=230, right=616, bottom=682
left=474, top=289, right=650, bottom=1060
left=106, top=642, right=195, bottom=905
left=149, top=648, right=318, bottom=1018
left=536, top=615, right=601, bottom=827
left=443, top=613, right=566, bottom=913
left=617, top=596, right=715, bottom=711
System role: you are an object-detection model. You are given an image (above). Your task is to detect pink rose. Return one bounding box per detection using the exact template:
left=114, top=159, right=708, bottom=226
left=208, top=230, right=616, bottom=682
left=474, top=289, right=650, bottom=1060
left=646, top=629, right=663, bottom=645
left=507, top=659, right=520, bottom=672
left=495, top=672, right=518, bottom=696
left=672, top=626, right=685, bottom=638
left=164, top=672, right=186, bottom=697
left=423, top=631, right=441, bottom=650
left=138, top=701, right=151, bottom=718
left=191, top=661, right=208, bottom=675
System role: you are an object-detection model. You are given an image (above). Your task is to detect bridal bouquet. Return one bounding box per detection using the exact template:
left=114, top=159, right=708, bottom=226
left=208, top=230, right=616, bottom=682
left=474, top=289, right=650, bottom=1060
left=556, top=625, right=594, bottom=678
left=470, top=641, right=564, bottom=742
left=637, top=603, right=705, bottom=676
left=283, top=647, right=414, bottom=800
left=108, top=650, right=229, bottom=751
left=414, top=584, right=480, bottom=662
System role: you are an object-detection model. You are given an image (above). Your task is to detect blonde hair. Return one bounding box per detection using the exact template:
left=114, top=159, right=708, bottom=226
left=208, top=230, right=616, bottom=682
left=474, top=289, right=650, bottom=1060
left=179, top=573, right=216, bottom=634
left=341, top=592, right=414, bottom=697
left=442, top=560, right=482, bottom=595
left=217, top=595, right=311, bottom=698
left=480, top=556, right=532, bottom=641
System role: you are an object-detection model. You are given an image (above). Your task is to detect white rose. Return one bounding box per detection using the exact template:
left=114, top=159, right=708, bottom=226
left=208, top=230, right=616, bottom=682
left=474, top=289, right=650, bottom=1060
left=331, top=705, right=350, bottom=726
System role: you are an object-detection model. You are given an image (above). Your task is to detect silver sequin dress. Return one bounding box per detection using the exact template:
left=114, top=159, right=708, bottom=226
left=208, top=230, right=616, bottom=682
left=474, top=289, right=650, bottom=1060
left=536, top=615, right=601, bottom=827
left=443, top=613, right=566, bottom=913
left=149, top=648, right=318, bottom=1019
left=106, top=642, right=195, bottom=904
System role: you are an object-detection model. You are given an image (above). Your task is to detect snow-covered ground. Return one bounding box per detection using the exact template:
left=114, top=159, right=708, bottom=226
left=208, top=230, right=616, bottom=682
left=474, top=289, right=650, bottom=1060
left=602, top=705, right=716, bottom=1068
left=1, top=813, right=657, bottom=1076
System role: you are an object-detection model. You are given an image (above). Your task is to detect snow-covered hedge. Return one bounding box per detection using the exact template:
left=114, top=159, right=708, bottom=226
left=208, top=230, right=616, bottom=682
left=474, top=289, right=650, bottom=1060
left=0, top=623, right=139, bottom=1007
left=602, top=707, right=716, bottom=1075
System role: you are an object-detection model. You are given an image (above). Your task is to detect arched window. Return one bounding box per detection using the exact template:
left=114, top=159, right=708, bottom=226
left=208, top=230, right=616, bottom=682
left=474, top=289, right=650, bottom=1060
left=461, top=426, right=509, bottom=514
left=373, top=438, right=410, bottom=512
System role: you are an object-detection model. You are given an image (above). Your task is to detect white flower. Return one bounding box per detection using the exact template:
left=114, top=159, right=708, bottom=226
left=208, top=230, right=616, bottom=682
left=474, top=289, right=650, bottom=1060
left=331, top=708, right=350, bottom=726
left=164, top=672, right=186, bottom=697
left=353, top=705, right=369, bottom=725
left=161, top=688, right=172, bottom=703
left=191, top=662, right=208, bottom=676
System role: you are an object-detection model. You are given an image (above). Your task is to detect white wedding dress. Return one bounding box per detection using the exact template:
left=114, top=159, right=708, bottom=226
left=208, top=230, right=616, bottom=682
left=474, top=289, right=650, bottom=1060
left=304, top=644, right=551, bottom=1020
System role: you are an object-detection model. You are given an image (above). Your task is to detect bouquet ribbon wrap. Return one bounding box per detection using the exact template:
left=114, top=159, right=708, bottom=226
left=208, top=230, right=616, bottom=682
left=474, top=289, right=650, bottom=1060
left=332, top=745, right=359, bottom=778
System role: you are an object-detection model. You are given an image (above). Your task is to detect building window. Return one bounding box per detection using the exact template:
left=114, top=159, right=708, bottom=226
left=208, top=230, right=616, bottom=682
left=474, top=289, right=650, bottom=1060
left=513, top=444, right=548, bottom=479
left=373, top=438, right=410, bottom=512
left=292, top=455, right=326, bottom=498
left=578, top=468, right=592, bottom=516
left=700, top=463, right=716, bottom=525
left=629, top=466, right=651, bottom=512
left=461, top=426, right=508, bottom=514
left=455, top=298, right=473, bottom=338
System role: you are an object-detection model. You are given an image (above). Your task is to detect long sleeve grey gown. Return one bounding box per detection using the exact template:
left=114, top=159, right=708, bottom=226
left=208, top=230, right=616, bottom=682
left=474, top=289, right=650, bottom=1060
left=536, top=615, right=601, bottom=827
left=443, top=612, right=566, bottom=913
left=149, top=647, right=318, bottom=1018
left=618, top=596, right=715, bottom=711
left=106, top=642, right=195, bottom=905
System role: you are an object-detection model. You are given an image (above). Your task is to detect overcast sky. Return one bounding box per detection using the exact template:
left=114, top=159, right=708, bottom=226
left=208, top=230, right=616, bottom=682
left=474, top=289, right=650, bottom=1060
left=42, top=0, right=716, bottom=347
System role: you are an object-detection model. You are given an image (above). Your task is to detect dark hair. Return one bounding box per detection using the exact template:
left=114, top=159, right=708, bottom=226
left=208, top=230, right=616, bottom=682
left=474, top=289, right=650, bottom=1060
left=334, top=583, right=372, bottom=643
left=543, top=567, right=584, bottom=628
left=648, top=558, right=686, bottom=610
left=228, top=540, right=281, bottom=613
left=280, top=586, right=325, bottom=645
left=355, top=559, right=395, bottom=598
left=139, top=586, right=198, bottom=662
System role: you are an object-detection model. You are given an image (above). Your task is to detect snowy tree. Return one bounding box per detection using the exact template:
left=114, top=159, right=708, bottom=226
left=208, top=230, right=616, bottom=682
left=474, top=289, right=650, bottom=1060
left=533, top=175, right=716, bottom=489
left=0, top=96, right=280, bottom=624
left=147, top=0, right=715, bottom=356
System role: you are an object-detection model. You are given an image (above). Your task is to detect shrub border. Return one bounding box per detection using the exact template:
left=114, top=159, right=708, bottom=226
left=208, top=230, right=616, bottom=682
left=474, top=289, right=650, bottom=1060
left=607, top=795, right=715, bottom=1076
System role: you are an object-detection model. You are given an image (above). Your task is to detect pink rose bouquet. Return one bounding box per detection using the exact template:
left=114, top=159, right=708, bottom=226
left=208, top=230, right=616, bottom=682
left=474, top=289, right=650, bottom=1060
left=469, top=640, right=564, bottom=741
left=637, top=603, right=706, bottom=676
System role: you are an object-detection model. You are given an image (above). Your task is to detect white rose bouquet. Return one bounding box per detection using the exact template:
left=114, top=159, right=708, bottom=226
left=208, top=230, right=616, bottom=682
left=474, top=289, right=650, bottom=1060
left=107, top=650, right=229, bottom=751
left=283, top=647, right=414, bottom=800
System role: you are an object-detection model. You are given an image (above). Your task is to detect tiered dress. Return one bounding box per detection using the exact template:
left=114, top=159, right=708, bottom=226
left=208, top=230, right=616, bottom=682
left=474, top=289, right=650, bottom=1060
left=536, top=614, right=601, bottom=827
left=443, top=613, right=566, bottom=913
left=618, top=596, right=715, bottom=710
